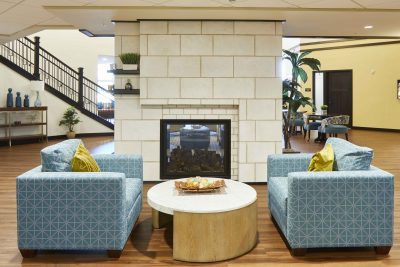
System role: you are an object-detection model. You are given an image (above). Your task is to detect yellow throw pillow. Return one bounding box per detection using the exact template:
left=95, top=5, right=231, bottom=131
left=308, top=144, right=334, bottom=172
left=71, top=144, right=101, bottom=172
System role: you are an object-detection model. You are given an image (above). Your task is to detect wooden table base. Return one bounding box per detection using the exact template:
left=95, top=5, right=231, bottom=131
left=152, top=208, right=173, bottom=229
left=171, top=201, right=258, bottom=262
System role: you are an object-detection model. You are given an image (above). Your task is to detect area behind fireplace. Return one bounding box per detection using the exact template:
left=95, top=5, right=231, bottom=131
left=160, top=120, right=231, bottom=180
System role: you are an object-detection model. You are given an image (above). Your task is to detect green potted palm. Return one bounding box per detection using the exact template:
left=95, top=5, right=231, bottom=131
left=282, top=50, right=321, bottom=151
left=119, top=53, right=140, bottom=70
left=59, top=106, right=81, bottom=139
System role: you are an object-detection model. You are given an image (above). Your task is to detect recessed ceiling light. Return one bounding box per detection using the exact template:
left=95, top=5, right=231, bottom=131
left=364, top=25, right=373, bottom=29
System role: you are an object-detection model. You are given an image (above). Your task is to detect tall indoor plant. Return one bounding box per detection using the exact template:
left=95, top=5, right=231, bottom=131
left=59, top=106, right=81, bottom=139
left=282, top=50, right=321, bottom=150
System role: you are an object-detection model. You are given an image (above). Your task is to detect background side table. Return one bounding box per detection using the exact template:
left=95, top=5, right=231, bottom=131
left=0, top=107, right=48, bottom=146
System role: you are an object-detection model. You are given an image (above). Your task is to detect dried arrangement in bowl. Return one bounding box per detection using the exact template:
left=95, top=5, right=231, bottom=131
left=175, top=176, right=225, bottom=192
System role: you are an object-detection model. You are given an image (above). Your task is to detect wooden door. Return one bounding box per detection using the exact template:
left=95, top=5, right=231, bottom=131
left=324, top=70, right=353, bottom=126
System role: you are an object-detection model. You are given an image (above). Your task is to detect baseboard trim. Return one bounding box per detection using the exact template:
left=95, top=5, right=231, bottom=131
left=48, top=132, right=114, bottom=140
left=352, top=126, right=400, bottom=133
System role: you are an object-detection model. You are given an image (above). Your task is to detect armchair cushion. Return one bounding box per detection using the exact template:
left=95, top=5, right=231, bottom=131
left=326, top=138, right=373, bottom=171
left=304, top=122, right=321, bottom=131
left=41, top=139, right=81, bottom=172
left=308, top=144, right=334, bottom=172
left=71, top=144, right=100, bottom=172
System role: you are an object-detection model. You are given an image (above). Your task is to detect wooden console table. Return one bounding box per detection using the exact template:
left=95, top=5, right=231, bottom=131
left=0, top=107, right=48, bottom=146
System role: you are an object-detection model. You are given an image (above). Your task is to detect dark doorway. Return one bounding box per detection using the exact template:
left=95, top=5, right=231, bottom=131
left=313, top=70, right=353, bottom=126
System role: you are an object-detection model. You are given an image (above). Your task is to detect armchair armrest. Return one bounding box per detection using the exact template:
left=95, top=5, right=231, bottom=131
left=286, top=169, right=394, bottom=248
left=267, top=154, right=313, bottom=179
left=93, top=154, right=143, bottom=179
left=17, top=170, right=128, bottom=250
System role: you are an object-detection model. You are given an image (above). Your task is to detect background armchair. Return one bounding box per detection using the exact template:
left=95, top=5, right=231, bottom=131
left=17, top=154, right=143, bottom=258
left=289, top=112, right=305, bottom=135
left=318, top=115, right=350, bottom=140
left=303, top=114, right=321, bottom=142
left=267, top=153, right=394, bottom=256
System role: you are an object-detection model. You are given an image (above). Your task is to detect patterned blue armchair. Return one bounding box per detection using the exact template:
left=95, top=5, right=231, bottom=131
left=318, top=115, right=350, bottom=140
left=17, top=153, right=143, bottom=258
left=267, top=139, right=394, bottom=256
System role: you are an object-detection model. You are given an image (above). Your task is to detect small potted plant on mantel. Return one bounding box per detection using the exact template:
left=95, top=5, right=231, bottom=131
left=119, top=53, right=140, bottom=70
left=59, top=106, right=81, bottom=139
left=321, top=104, right=328, bottom=115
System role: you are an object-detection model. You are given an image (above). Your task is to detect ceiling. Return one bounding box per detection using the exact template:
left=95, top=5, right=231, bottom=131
left=2, top=0, right=400, bottom=42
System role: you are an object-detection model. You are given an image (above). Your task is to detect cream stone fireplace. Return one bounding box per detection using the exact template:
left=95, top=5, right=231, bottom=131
left=113, top=20, right=282, bottom=182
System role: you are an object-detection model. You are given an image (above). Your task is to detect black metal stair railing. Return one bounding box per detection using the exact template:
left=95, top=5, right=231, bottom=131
left=0, top=37, right=35, bottom=76
left=0, top=36, right=114, bottom=128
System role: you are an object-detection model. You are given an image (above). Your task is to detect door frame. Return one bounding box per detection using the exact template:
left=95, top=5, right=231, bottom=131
left=312, top=69, right=353, bottom=126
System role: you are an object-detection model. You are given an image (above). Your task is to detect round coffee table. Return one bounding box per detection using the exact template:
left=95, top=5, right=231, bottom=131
left=147, top=178, right=257, bottom=262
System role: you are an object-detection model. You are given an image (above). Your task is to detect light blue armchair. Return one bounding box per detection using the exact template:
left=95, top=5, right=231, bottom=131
left=17, top=153, right=143, bottom=258
left=267, top=140, right=394, bottom=256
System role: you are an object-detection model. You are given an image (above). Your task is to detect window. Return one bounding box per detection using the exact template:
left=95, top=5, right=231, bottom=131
left=97, top=55, right=114, bottom=104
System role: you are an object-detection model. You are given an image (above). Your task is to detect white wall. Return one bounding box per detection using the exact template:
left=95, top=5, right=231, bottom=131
left=0, top=63, right=112, bottom=137
left=282, top=38, right=300, bottom=81
left=29, top=29, right=114, bottom=82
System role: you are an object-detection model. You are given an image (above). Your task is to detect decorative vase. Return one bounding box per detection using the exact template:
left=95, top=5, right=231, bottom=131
left=6, top=88, right=13, bottom=107
left=34, top=91, right=41, bottom=107
left=23, top=95, right=29, bottom=107
left=15, top=92, right=22, bottom=108
left=322, top=110, right=327, bottom=115
left=125, top=80, right=133, bottom=90
left=66, top=131, right=76, bottom=139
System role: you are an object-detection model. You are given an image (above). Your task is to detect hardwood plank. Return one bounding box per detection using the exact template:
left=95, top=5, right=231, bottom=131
left=0, top=131, right=398, bottom=266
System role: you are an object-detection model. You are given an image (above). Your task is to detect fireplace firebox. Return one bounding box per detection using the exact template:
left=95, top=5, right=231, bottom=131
left=160, top=119, right=231, bottom=180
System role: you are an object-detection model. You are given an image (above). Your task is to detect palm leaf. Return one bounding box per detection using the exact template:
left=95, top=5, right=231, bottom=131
left=299, top=58, right=321, bottom=70
left=298, top=68, right=308, bottom=83
left=298, top=51, right=312, bottom=61
left=282, top=49, right=298, bottom=65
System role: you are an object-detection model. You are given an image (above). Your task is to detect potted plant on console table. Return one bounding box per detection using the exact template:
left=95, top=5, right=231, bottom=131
left=59, top=106, right=81, bottom=139
left=119, top=53, right=140, bottom=70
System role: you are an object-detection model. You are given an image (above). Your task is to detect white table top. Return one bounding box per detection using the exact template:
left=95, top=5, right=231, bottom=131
left=147, top=178, right=257, bottom=215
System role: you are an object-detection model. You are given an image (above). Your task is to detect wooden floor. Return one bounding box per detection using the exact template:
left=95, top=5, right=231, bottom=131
left=0, top=130, right=399, bottom=266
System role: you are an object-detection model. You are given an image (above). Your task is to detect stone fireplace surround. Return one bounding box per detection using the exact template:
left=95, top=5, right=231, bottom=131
left=113, top=20, right=282, bottom=182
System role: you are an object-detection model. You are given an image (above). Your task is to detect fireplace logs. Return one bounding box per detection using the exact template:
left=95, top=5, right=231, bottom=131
left=167, top=146, right=224, bottom=174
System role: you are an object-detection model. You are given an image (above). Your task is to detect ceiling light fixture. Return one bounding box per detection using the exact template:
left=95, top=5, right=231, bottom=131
left=364, top=25, right=373, bottom=29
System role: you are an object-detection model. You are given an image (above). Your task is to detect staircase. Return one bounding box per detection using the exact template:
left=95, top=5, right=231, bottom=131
left=0, top=37, right=114, bottom=129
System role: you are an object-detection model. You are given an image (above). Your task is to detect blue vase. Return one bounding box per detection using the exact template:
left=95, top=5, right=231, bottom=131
left=6, top=88, right=13, bottom=107
left=16, top=92, right=22, bottom=108
left=23, top=95, right=29, bottom=107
